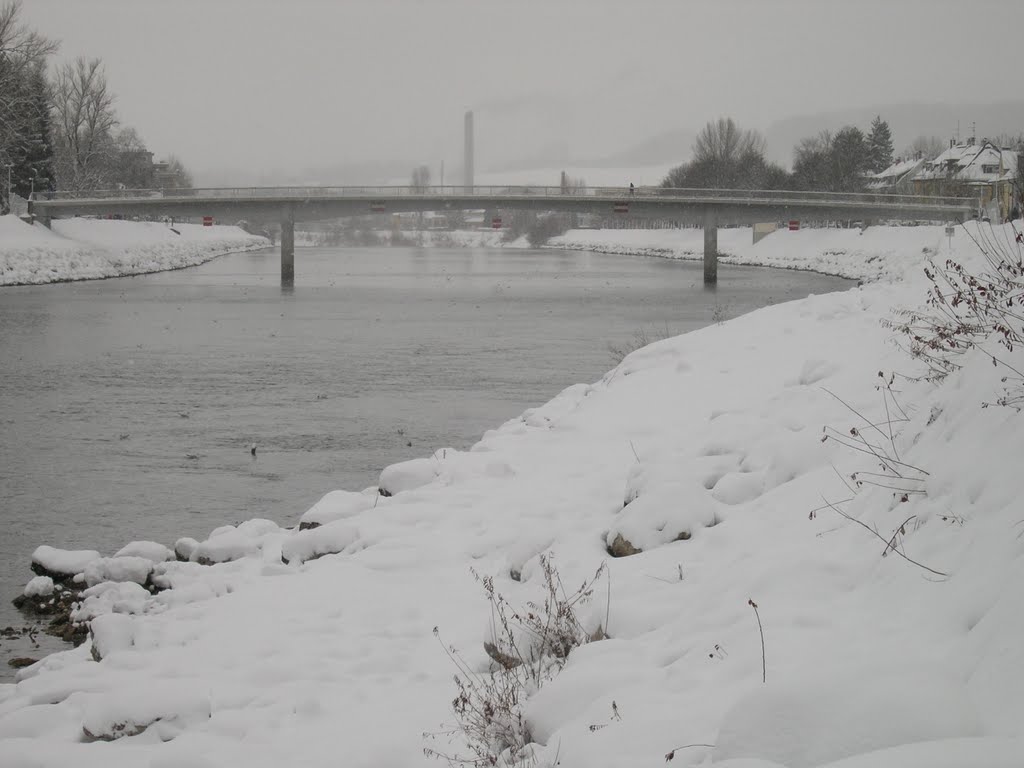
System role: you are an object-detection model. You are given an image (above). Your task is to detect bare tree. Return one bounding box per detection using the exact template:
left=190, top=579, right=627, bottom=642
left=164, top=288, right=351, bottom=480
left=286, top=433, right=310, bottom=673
left=0, top=0, right=57, bottom=209
left=903, top=135, right=945, bottom=161
left=410, top=164, right=431, bottom=192
left=662, top=117, right=784, bottom=190
left=51, top=56, right=119, bottom=192
left=693, top=117, right=767, bottom=168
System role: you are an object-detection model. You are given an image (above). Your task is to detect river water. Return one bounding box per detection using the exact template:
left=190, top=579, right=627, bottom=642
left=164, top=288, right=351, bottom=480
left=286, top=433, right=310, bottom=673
left=0, top=245, right=850, bottom=674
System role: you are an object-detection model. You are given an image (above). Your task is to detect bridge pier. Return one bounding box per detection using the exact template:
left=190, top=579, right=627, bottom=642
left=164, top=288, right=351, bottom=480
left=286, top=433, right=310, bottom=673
left=281, top=204, right=295, bottom=286
left=703, top=207, right=718, bottom=286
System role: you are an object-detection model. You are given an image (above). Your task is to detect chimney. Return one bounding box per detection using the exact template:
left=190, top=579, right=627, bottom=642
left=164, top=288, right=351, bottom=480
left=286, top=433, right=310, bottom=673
left=464, top=111, right=474, bottom=193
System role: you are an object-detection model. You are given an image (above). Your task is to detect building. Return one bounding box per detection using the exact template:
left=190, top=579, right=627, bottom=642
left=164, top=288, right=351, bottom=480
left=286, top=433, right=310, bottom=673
left=912, top=138, right=1018, bottom=219
left=867, top=157, right=924, bottom=194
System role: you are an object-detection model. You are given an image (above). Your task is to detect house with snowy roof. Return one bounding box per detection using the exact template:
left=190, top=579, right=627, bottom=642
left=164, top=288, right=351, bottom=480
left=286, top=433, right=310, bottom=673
left=867, top=157, right=925, bottom=194
left=911, top=138, right=1019, bottom=219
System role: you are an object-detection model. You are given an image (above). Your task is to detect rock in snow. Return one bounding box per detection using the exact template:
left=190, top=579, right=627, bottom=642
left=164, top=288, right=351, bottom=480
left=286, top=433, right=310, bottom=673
left=30, top=545, right=101, bottom=580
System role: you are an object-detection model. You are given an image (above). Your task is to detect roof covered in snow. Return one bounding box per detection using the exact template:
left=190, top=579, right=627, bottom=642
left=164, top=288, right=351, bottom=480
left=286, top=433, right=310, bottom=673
left=915, top=140, right=1018, bottom=183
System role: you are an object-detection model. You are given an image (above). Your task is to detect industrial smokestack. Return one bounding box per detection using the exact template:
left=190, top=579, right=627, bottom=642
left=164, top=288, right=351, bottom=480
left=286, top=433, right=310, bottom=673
left=464, top=111, right=474, bottom=193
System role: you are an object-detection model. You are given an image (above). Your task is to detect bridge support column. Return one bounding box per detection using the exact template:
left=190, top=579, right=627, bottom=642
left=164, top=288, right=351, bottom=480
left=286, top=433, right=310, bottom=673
left=703, top=207, right=718, bottom=286
left=281, top=204, right=295, bottom=286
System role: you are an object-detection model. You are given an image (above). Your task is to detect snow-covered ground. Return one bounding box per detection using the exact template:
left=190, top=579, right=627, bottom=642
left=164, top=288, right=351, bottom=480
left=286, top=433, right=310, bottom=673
left=550, top=224, right=951, bottom=282
left=0, top=215, right=269, bottom=285
left=3, top=221, right=1024, bottom=768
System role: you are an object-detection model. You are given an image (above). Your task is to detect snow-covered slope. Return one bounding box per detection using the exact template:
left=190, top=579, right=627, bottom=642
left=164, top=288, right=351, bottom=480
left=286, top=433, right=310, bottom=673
left=0, top=215, right=268, bottom=285
left=1, top=221, right=1023, bottom=768
left=550, top=224, right=948, bottom=282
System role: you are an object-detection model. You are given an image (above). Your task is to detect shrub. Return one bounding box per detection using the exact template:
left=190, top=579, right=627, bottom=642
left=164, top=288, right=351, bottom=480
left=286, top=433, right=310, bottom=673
left=426, top=555, right=607, bottom=767
left=886, top=222, right=1024, bottom=407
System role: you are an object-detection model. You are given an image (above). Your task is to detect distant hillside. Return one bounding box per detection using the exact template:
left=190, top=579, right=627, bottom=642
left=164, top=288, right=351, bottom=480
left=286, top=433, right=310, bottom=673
left=763, top=101, right=1024, bottom=166
left=589, top=127, right=695, bottom=168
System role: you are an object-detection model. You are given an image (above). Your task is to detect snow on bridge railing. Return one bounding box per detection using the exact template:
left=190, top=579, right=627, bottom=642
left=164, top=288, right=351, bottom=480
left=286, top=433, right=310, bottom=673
left=40, top=185, right=973, bottom=209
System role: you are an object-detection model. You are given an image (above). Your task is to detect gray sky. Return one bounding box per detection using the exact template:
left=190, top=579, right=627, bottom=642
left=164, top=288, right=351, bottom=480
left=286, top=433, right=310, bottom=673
left=20, top=0, right=1024, bottom=182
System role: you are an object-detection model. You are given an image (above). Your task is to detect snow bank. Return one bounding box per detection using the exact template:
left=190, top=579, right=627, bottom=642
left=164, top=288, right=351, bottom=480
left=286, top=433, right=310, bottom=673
left=3, top=220, right=1024, bottom=768
left=0, top=214, right=268, bottom=285
left=549, top=223, right=948, bottom=282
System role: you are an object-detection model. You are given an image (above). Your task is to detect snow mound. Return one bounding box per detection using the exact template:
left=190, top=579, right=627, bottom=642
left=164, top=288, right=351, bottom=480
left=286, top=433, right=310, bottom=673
left=174, top=537, right=200, bottom=561
left=193, top=519, right=283, bottom=564
left=608, top=483, right=720, bottom=553
left=282, top=520, right=361, bottom=564
left=72, top=580, right=152, bottom=622
left=113, top=540, right=175, bottom=562
left=299, top=489, right=376, bottom=528
left=714, top=668, right=982, bottom=767
left=81, top=684, right=210, bottom=741
left=88, top=612, right=137, bottom=661
left=82, top=556, right=154, bottom=587
left=379, top=456, right=439, bottom=496
left=31, top=545, right=101, bottom=577
left=814, top=737, right=1024, bottom=768
left=22, top=575, right=55, bottom=598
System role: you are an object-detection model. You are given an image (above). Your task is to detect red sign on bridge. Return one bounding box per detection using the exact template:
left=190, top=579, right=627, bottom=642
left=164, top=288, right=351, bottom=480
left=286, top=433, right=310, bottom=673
left=613, top=202, right=629, bottom=214
left=202, top=216, right=214, bottom=227
left=788, top=220, right=800, bottom=231
left=492, top=217, right=502, bottom=229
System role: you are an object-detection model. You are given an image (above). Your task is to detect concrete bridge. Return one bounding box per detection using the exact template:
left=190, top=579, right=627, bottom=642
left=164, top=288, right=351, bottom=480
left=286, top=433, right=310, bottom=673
left=29, top=186, right=974, bottom=285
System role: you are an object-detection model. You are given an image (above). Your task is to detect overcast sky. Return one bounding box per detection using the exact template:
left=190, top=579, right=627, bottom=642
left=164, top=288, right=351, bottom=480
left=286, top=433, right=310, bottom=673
left=19, top=0, right=1024, bottom=182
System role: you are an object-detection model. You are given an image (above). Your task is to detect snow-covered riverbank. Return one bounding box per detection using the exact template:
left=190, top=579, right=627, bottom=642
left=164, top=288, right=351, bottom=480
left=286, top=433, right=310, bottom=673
left=2, top=221, right=1024, bottom=768
left=549, top=224, right=951, bottom=282
left=0, top=215, right=269, bottom=285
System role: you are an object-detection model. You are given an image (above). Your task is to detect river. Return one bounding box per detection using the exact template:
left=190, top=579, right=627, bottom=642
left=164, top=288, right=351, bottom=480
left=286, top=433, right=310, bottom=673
left=0, top=244, right=851, bottom=674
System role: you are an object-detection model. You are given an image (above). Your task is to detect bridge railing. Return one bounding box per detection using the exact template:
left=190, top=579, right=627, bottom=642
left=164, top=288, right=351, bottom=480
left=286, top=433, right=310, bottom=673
left=39, top=185, right=974, bottom=210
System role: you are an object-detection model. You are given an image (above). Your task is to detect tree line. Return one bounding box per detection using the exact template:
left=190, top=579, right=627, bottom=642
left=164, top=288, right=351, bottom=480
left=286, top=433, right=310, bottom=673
left=0, top=0, right=192, bottom=213
left=662, top=115, right=899, bottom=192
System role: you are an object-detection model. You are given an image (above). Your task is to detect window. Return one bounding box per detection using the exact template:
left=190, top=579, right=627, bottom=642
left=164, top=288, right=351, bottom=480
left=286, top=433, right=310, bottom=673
left=981, top=164, right=999, bottom=174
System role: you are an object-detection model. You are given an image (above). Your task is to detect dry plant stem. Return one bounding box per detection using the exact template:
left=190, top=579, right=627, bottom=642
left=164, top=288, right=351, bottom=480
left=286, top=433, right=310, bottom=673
left=664, top=744, right=716, bottom=762
left=629, top=441, right=641, bottom=464
left=821, top=387, right=902, bottom=449
left=748, top=599, right=765, bottom=683
left=821, top=496, right=948, bottom=577
left=604, top=566, right=612, bottom=638
left=823, top=428, right=929, bottom=477
left=883, top=514, right=918, bottom=557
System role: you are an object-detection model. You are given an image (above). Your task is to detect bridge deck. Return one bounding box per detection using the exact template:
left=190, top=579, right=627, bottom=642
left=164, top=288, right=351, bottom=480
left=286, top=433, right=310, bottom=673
left=35, top=185, right=973, bottom=214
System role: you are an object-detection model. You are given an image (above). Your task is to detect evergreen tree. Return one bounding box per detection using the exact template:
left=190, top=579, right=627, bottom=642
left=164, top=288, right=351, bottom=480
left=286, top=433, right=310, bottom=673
left=867, top=115, right=894, bottom=173
left=0, top=0, right=57, bottom=211
left=12, top=62, right=55, bottom=198
left=829, top=126, right=870, bottom=192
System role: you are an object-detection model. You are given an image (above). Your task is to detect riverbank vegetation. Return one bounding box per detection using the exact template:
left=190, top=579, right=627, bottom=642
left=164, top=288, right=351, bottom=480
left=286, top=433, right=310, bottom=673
left=0, top=0, right=192, bottom=213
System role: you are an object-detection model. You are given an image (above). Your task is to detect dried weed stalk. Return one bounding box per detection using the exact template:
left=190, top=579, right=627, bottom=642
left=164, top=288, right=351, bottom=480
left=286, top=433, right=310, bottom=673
left=425, top=555, right=608, bottom=767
